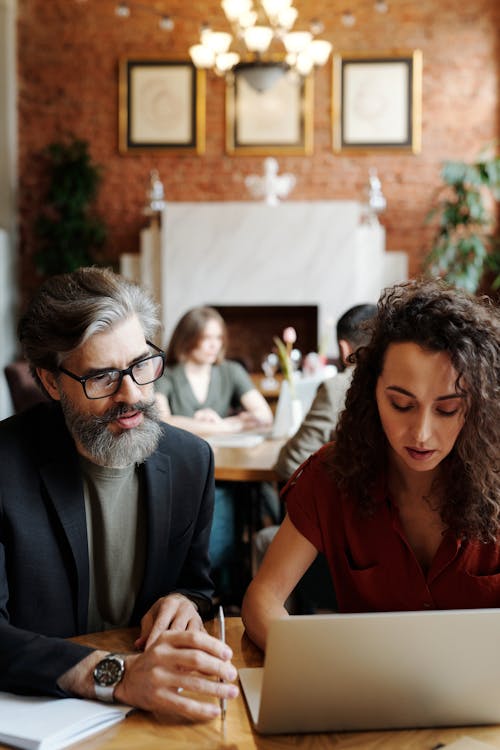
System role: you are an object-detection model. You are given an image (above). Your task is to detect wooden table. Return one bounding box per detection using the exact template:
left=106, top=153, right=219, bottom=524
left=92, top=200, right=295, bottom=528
left=212, top=438, right=285, bottom=482
left=5, top=618, right=500, bottom=750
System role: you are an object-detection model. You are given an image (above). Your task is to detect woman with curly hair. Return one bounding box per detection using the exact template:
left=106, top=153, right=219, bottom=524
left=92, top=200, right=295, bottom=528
left=242, top=278, right=500, bottom=650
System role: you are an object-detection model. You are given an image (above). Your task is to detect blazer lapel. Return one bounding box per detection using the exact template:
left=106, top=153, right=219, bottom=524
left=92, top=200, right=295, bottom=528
left=39, top=451, right=90, bottom=634
left=131, top=444, right=172, bottom=621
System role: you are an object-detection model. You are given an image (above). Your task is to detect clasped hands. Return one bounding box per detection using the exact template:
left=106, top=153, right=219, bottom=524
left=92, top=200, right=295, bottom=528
left=114, top=593, right=239, bottom=721
left=193, top=408, right=265, bottom=432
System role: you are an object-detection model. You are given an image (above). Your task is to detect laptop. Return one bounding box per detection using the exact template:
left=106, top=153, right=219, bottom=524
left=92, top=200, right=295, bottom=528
left=239, top=610, right=500, bottom=735
left=207, top=369, right=337, bottom=448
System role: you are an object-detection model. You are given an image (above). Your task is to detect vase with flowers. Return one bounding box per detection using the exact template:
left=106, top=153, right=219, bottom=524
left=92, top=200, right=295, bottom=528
left=273, top=326, right=303, bottom=436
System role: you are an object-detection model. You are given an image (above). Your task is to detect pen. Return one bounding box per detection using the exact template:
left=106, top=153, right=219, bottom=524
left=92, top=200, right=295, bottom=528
left=217, top=605, right=227, bottom=722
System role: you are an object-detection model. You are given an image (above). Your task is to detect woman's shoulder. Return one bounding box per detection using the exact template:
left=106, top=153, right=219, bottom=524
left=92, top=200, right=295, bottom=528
left=218, top=359, right=248, bottom=374
left=217, top=359, right=253, bottom=384
left=282, top=444, right=336, bottom=494
left=155, top=363, right=184, bottom=395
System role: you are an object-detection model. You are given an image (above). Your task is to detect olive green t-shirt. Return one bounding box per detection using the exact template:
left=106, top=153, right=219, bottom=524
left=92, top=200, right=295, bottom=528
left=80, top=457, right=146, bottom=632
left=156, top=360, right=254, bottom=417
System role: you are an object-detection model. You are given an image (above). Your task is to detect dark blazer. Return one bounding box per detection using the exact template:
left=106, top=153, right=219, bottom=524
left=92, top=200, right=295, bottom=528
left=0, top=402, right=214, bottom=696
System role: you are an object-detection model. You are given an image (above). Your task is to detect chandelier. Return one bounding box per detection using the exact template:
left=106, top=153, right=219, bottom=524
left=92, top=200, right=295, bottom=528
left=189, top=0, right=333, bottom=92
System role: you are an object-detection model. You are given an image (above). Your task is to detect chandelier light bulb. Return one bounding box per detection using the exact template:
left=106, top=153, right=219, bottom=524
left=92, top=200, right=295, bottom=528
left=243, top=25, right=274, bottom=52
left=189, top=44, right=216, bottom=68
left=308, top=38, right=333, bottom=65
left=282, top=30, right=312, bottom=54
left=295, top=50, right=314, bottom=76
left=215, top=51, right=241, bottom=72
left=277, top=6, right=298, bottom=30
left=262, top=0, right=293, bottom=19
left=221, top=0, right=252, bottom=22
left=201, top=29, right=233, bottom=53
left=238, top=10, right=258, bottom=28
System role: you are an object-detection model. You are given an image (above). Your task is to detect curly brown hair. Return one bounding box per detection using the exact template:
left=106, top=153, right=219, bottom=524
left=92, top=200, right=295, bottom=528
left=327, top=278, right=500, bottom=542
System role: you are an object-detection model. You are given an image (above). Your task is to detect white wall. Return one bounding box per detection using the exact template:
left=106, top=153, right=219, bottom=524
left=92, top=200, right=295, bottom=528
left=159, top=201, right=407, bottom=357
left=0, top=0, right=18, bottom=419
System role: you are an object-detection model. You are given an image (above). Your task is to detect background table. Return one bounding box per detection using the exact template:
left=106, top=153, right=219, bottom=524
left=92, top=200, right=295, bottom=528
left=212, top=437, right=284, bottom=482
left=3, top=618, right=499, bottom=750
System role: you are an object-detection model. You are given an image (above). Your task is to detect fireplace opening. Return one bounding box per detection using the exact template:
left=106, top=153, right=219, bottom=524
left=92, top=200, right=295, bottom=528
left=209, top=304, right=318, bottom=373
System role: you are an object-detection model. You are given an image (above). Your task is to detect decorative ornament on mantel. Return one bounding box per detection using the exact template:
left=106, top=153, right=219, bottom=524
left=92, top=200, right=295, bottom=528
left=245, top=157, right=296, bottom=206
left=143, top=169, right=166, bottom=225
left=360, top=168, right=387, bottom=226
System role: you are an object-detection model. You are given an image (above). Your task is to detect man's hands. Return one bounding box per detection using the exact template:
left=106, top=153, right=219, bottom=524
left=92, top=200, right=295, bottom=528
left=114, top=629, right=238, bottom=721
left=59, top=593, right=239, bottom=722
left=127, top=594, right=239, bottom=720
left=135, top=593, right=202, bottom=651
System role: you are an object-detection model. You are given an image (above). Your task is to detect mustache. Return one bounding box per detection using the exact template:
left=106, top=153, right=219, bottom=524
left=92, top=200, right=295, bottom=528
left=94, top=399, right=158, bottom=425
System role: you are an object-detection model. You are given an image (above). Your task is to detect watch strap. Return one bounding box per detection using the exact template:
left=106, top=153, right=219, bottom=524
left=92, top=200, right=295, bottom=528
left=94, top=682, right=116, bottom=703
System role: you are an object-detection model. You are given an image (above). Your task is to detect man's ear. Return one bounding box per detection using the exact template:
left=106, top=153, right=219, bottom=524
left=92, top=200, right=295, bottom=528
left=37, top=368, right=61, bottom=401
left=338, top=339, right=354, bottom=367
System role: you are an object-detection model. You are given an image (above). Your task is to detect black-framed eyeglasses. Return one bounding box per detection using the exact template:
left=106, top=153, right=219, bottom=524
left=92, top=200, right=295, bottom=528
left=58, top=341, right=165, bottom=400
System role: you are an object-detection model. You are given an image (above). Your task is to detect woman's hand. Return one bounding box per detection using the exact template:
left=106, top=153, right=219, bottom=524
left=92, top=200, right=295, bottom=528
left=135, top=593, right=203, bottom=652
left=193, top=408, right=223, bottom=423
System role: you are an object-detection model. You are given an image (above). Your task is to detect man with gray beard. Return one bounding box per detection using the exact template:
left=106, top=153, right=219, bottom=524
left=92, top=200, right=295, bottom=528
left=0, top=267, right=238, bottom=721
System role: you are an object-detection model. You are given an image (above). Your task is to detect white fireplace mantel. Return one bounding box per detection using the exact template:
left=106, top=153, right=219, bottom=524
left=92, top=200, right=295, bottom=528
left=121, top=200, right=408, bottom=356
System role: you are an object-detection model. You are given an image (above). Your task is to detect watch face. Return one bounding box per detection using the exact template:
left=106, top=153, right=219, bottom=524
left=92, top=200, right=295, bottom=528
left=94, top=656, right=124, bottom=687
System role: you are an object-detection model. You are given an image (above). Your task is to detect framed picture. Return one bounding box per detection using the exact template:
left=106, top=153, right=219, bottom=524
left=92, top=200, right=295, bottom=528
left=119, top=59, right=206, bottom=154
left=226, top=62, right=313, bottom=155
left=332, top=50, right=422, bottom=153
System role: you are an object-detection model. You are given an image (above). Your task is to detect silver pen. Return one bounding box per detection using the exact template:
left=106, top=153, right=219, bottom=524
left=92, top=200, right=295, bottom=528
left=217, top=605, right=227, bottom=722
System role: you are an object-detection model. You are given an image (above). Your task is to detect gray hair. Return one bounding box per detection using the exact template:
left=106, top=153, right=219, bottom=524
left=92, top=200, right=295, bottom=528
left=19, top=267, right=161, bottom=388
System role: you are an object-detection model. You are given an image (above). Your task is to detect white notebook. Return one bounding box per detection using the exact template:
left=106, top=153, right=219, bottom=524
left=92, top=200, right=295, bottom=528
left=0, top=692, right=132, bottom=750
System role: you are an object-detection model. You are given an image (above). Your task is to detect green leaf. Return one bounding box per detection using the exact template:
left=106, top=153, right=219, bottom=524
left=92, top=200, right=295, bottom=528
left=273, top=336, right=295, bottom=398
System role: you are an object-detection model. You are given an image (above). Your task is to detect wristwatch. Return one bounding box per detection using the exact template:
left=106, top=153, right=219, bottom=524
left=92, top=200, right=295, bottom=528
left=93, top=653, right=125, bottom=702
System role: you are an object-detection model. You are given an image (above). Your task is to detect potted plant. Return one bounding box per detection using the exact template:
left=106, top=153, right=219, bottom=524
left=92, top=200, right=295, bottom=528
left=34, top=136, right=107, bottom=275
left=424, top=150, right=499, bottom=293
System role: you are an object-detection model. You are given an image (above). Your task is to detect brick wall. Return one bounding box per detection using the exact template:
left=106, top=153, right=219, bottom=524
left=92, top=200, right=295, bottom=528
left=17, top=0, right=499, bottom=300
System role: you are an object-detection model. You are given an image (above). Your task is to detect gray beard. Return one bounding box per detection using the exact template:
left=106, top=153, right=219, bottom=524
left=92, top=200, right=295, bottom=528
left=60, top=393, right=162, bottom=468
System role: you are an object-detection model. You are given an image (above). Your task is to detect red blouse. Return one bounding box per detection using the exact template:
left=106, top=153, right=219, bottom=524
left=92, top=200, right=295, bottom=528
left=283, top=447, right=500, bottom=613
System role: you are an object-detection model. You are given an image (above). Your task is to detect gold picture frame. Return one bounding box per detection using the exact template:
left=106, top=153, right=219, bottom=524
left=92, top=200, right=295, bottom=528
left=119, top=59, right=206, bottom=154
left=226, top=62, right=313, bottom=155
left=332, top=50, right=422, bottom=154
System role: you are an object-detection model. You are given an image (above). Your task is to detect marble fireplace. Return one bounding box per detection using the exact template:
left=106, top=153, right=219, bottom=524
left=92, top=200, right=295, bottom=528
left=121, top=200, right=408, bottom=363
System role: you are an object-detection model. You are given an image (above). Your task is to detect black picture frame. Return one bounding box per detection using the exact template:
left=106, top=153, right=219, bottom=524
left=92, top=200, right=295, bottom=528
left=119, top=59, right=206, bottom=154
left=332, top=50, right=422, bottom=153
